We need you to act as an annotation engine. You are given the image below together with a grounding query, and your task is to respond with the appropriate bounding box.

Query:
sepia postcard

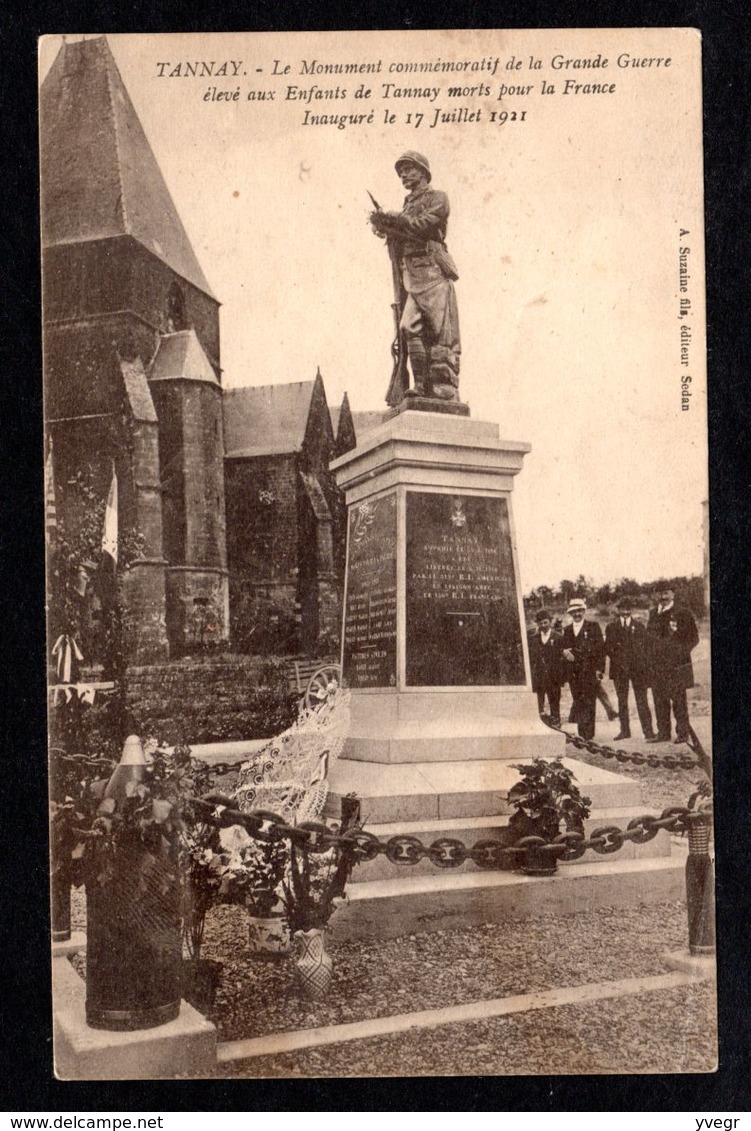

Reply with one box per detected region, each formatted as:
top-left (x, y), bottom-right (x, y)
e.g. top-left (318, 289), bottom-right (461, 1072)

top-left (41, 27), bottom-right (714, 1081)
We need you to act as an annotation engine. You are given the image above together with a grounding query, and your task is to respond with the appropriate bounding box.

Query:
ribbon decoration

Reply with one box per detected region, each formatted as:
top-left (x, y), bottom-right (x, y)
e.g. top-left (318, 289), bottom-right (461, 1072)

top-left (51, 634), bottom-right (84, 684)
top-left (50, 681), bottom-right (115, 707)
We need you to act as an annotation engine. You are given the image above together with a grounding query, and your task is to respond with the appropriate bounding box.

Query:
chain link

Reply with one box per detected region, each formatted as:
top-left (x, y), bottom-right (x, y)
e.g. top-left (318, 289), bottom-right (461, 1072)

top-left (539, 715), bottom-right (702, 772)
top-left (56, 746), bottom-right (712, 870)
top-left (183, 795), bottom-right (711, 870)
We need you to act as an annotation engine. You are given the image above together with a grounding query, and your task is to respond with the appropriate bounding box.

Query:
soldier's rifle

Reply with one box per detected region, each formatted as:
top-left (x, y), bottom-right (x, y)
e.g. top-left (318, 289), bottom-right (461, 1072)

top-left (368, 191), bottom-right (409, 406)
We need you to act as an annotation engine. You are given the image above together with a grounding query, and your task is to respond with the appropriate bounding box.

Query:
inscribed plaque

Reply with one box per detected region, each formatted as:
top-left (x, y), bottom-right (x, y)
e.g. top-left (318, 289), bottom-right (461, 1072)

top-left (405, 492), bottom-right (525, 686)
top-left (342, 493), bottom-right (397, 688)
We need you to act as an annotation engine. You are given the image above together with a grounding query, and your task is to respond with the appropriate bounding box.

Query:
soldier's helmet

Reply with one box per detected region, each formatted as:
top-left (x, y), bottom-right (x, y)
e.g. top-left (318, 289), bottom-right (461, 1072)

top-left (395, 151), bottom-right (431, 181)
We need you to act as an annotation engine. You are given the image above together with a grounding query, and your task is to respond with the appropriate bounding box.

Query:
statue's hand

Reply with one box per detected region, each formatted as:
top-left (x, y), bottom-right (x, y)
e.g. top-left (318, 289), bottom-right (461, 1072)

top-left (372, 210), bottom-right (399, 230)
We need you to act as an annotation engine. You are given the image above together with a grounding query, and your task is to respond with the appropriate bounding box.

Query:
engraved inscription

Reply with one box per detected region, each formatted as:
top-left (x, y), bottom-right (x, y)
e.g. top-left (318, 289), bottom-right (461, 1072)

top-left (406, 492), bottom-right (525, 686)
top-left (342, 493), bottom-right (397, 688)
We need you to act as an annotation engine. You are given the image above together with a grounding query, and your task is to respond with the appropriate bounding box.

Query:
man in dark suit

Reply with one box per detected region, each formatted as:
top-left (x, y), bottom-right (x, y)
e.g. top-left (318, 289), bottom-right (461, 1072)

top-left (647, 586), bottom-right (700, 743)
top-left (561, 598), bottom-right (605, 740)
top-left (528, 609), bottom-right (562, 725)
top-left (605, 598), bottom-right (655, 741)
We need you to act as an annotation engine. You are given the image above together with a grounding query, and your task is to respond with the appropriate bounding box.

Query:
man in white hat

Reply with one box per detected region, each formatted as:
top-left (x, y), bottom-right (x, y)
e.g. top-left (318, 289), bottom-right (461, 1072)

top-left (369, 152), bottom-right (461, 402)
top-left (560, 598), bottom-right (606, 740)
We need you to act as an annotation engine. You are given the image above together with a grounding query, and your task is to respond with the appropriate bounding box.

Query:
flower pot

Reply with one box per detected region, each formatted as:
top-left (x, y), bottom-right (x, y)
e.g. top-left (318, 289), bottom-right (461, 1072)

top-left (247, 912), bottom-right (291, 957)
top-left (292, 928), bottom-right (333, 1000)
top-left (520, 840), bottom-right (558, 876)
top-left (509, 813), bottom-right (560, 876)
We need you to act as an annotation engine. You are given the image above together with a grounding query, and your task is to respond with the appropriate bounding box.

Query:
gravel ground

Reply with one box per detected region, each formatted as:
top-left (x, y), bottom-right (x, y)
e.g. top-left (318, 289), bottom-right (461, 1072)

top-left (195, 900), bottom-right (716, 1077)
top-left (68, 892), bottom-right (716, 1079)
top-left (222, 982), bottom-right (717, 1078)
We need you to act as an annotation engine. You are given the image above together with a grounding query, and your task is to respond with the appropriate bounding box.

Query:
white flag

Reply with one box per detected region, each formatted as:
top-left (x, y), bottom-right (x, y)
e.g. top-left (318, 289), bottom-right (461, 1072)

top-left (102, 465), bottom-right (118, 565)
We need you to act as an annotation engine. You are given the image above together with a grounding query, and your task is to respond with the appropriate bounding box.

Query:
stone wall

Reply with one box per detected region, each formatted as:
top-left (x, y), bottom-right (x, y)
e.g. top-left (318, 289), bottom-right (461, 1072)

top-left (125, 654), bottom-right (298, 744)
top-left (225, 454), bottom-right (302, 651)
top-left (165, 567), bottom-right (229, 656)
top-left (43, 238), bottom-right (220, 373)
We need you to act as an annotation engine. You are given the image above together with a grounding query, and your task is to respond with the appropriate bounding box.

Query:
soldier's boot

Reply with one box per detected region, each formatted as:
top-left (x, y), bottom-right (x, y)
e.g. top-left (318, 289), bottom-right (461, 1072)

top-left (404, 338), bottom-right (429, 397)
top-left (428, 349), bottom-right (460, 402)
top-left (430, 384), bottom-right (460, 402)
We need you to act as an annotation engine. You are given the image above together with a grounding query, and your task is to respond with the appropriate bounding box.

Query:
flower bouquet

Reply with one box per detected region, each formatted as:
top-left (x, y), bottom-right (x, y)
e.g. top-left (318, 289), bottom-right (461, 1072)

top-left (212, 823), bottom-right (291, 955)
top-left (279, 817), bottom-right (359, 999)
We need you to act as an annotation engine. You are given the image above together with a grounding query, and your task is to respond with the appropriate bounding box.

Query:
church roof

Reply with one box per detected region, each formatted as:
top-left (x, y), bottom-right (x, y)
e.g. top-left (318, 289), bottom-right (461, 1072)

top-left (40, 36), bottom-right (215, 299)
top-left (149, 330), bottom-right (219, 385)
top-left (223, 380), bottom-right (319, 458)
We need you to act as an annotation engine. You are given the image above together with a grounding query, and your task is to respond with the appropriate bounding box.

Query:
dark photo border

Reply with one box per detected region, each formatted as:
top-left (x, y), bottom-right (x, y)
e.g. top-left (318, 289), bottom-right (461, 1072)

top-left (3, 0), bottom-right (748, 1114)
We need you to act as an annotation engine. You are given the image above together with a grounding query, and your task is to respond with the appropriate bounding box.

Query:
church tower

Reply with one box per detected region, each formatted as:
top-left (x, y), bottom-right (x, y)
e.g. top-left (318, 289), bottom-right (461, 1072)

top-left (41, 36), bottom-right (228, 659)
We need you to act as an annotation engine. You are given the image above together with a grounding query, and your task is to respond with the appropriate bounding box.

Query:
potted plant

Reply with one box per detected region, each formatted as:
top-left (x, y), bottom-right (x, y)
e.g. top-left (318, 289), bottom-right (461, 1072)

top-left (507, 758), bottom-right (591, 876)
top-left (211, 823), bottom-right (291, 956)
top-left (50, 745), bottom-right (115, 941)
top-left (143, 740), bottom-right (228, 1012)
top-left (280, 815), bottom-right (359, 1000)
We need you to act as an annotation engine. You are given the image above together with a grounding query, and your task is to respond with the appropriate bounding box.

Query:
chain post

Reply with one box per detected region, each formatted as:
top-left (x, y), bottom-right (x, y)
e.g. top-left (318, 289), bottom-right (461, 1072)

top-left (685, 810), bottom-right (715, 956)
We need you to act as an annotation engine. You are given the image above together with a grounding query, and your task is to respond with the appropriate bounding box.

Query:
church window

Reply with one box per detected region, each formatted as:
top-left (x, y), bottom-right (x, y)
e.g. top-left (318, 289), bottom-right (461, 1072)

top-left (166, 282), bottom-right (188, 332)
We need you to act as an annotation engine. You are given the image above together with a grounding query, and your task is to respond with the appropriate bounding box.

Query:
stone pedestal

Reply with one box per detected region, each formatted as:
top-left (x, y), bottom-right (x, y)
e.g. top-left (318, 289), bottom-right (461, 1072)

top-left (323, 409), bottom-right (687, 937)
top-left (331, 408), bottom-right (563, 766)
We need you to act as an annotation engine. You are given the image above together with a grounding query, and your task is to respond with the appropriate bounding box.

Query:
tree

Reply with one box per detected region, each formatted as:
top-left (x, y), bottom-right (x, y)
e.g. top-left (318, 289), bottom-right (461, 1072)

top-left (47, 461), bottom-right (145, 756)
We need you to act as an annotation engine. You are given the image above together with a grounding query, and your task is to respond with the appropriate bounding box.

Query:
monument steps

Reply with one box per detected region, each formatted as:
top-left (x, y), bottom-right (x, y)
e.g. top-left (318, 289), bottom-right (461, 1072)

top-left (344, 808), bottom-right (673, 884)
top-left (328, 853), bottom-right (688, 943)
top-left (326, 755), bottom-right (643, 824)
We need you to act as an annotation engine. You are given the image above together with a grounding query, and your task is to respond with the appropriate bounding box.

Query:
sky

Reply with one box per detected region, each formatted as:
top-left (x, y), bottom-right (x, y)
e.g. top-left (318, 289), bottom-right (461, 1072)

top-left (40, 29), bottom-right (708, 591)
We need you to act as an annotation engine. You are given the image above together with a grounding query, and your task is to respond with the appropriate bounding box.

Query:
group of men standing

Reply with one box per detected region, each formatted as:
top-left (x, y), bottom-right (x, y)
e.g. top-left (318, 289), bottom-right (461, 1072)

top-left (528, 587), bottom-right (700, 745)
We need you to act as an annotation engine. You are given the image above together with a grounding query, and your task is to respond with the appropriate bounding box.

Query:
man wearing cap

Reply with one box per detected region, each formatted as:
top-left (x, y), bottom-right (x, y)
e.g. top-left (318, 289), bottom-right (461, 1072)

top-left (605, 598), bottom-right (655, 741)
top-left (560, 599), bottom-right (605, 740)
top-left (528, 609), bottom-right (563, 725)
top-left (369, 152), bottom-right (461, 401)
top-left (647, 586), bottom-right (699, 743)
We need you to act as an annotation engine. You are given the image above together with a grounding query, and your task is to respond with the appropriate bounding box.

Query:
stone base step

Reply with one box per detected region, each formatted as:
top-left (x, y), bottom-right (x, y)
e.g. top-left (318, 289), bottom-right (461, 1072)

top-left (346, 807), bottom-right (672, 882)
top-left (52, 956), bottom-right (217, 1080)
top-left (328, 853), bottom-right (687, 942)
top-left (326, 756), bottom-right (642, 824)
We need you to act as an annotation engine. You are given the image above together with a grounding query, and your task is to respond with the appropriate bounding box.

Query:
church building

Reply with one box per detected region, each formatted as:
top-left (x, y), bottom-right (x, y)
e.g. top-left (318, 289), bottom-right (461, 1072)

top-left (224, 373), bottom-right (344, 655)
top-left (42, 37), bottom-right (230, 660)
top-left (41, 36), bottom-right (360, 662)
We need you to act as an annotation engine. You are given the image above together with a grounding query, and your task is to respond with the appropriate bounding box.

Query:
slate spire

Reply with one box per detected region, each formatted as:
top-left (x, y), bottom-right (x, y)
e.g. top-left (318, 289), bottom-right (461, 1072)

top-left (40, 36), bottom-right (215, 298)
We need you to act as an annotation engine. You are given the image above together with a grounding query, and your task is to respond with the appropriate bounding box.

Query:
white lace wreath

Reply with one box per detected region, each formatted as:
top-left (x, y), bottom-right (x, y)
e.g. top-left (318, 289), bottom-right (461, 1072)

top-left (234, 686), bottom-right (351, 825)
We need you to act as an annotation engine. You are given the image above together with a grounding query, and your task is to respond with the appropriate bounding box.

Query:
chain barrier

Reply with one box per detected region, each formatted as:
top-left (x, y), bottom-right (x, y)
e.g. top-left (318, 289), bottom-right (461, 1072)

top-left (171, 794), bottom-right (713, 872)
top-left (538, 715), bottom-right (707, 774)
top-left (56, 738), bottom-right (713, 872)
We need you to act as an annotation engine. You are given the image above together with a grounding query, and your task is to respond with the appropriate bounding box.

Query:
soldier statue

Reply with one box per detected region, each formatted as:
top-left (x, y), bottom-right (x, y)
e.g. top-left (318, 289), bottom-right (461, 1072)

top-left (369, 152), bottom-right (461, 405)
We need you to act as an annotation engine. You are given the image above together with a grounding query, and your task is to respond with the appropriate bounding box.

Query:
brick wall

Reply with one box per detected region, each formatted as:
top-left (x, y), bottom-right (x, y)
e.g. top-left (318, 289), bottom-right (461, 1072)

top-left (125, 654), bottom-right (298, 743)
